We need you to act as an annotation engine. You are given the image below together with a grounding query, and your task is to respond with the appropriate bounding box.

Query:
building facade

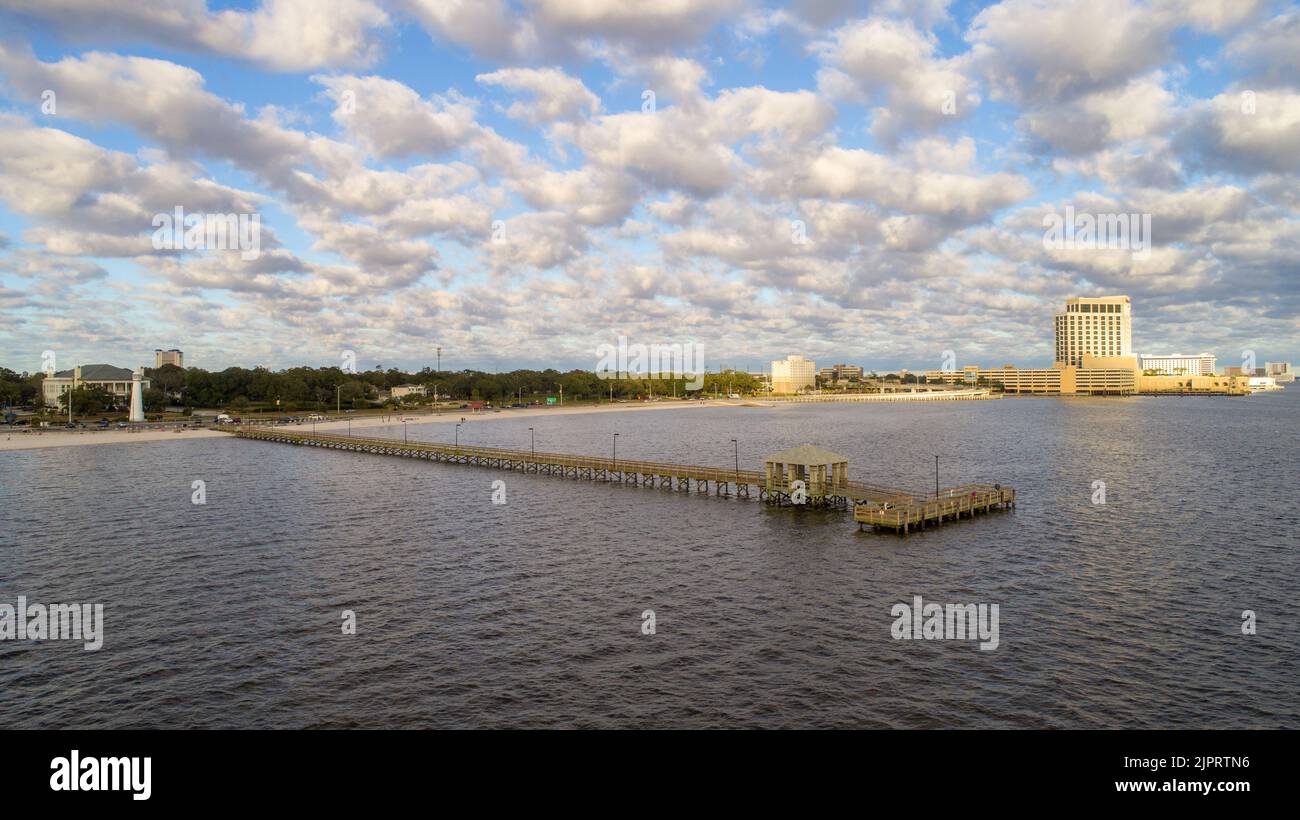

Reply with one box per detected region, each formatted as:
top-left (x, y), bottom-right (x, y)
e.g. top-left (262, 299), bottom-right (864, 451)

top-left (154, 349), bottom-right (184, 368)
top-left (1265, 362), bottom-right (1295, 382)
top-left (924, 360), bottom-right (1138, 395)
top-left (818, 364), bottom-right (864, 383)
top-left (1139, 352), bottom-right (1216, 376)
top-left (391, 384), bottom-right (429, 399)
top-left (1054, 296), bottom-right (1132, 366)
top-left (42, 364), bottom-right (152, 406)
top-left (771, 355), bottom-right (816, 393)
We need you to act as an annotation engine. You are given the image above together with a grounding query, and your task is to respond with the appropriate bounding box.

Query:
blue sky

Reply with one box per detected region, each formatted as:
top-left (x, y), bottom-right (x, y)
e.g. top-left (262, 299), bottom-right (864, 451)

top-left (0, 0), bottom-right (1296, 375)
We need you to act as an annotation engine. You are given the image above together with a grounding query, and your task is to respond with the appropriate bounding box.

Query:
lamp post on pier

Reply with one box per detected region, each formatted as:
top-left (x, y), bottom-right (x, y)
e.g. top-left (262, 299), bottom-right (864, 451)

top-left (528, 427), bottom-right (535, 458)
top-left (612, 432), bottom-right (619, 474)
top-left (935, 455), bottom-right (940, 499)
top-left (731, 438), bottom-right (739, 483)
top-left (455, 423), bottom-right (461, 448)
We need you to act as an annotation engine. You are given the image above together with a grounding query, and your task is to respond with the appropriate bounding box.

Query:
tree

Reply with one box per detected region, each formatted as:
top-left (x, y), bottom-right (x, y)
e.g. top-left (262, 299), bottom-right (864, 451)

top-left (146, 363), bottom-right (186, 397)
top-left (59, 386), bottom-right (115, 416)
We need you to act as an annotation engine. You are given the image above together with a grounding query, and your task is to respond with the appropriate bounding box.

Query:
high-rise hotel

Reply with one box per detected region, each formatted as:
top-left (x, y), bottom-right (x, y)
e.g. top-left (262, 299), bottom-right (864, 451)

top-left (926, 294), bottom-right (1249, 395)
top-left (1053, 296), bottom-right (1132, 366)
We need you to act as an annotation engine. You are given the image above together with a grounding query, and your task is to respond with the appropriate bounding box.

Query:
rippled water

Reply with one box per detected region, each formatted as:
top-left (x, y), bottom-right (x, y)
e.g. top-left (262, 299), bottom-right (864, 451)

top-left (2, 391), bottom-right (1297, 728)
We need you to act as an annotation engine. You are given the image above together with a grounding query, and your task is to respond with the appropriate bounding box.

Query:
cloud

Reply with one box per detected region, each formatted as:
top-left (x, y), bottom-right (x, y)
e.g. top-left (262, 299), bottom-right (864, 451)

top-left (317, 74), bottom-right (482, 159)
top-left (0, 0), bottom-right (391, 71)
top-left (1178, 89), bottom-right (1300, 174)
top-left (814, 16), bottom-right (978, 142)
top-left (476, 67), bottom-right (601, 124)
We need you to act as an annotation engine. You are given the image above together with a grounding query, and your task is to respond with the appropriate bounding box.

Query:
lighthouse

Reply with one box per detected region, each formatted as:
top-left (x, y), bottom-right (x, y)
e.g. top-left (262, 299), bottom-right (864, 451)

top-left (129, 367), bottom-right (145, 422)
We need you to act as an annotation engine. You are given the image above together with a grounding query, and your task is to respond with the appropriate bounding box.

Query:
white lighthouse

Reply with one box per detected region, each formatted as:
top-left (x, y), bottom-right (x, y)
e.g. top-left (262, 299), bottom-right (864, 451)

top-left (129, 367), bottom-right (145, 422)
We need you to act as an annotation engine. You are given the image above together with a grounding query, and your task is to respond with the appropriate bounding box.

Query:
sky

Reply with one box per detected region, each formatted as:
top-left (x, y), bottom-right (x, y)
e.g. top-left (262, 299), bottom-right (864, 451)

top-left (0, 0), bottom-right (1296, 375)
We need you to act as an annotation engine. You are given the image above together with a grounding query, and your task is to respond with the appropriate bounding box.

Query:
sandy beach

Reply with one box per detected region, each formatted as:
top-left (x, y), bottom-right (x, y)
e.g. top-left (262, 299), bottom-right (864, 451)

top-left (0, 400), bottom-right (741, 452)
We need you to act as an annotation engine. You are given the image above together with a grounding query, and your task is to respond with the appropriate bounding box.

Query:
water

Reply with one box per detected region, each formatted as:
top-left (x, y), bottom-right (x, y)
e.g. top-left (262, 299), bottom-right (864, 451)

top-left (2, 392), bottom-right (1297, 728)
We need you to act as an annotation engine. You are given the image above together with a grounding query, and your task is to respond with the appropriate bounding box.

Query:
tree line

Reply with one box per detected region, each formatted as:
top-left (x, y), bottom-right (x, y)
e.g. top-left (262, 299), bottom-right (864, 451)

top-left (2, 364), bottom-right (767, 412)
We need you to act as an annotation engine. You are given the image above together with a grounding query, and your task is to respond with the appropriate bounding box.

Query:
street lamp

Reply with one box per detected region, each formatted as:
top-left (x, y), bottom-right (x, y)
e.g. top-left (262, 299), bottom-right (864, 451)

top-left (612, 432), bottom-right (619, 473)
top-left (528, 427), bottom-right (535, 458)
top-left (455, 423), bottom-right (461, 448)
top-left (935, 455), bottom-right (940, 498)
top-left (403, 419), bottom-right (408, 443)
top-left (731, 438), bottom-right (739, 482)
top-left (335, 384), bottom-right (342, 417)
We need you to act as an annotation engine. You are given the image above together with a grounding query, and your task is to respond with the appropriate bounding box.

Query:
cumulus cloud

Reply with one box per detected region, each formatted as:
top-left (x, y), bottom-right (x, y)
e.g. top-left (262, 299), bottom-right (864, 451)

top-left (0, 0), bottom-right (391, 71)
top-left (476, 67), bottom-right (601, 124)
top-left (814, 16), bottom-right (979, 142)
top-left (0, 0), bottom-right (1295, 370)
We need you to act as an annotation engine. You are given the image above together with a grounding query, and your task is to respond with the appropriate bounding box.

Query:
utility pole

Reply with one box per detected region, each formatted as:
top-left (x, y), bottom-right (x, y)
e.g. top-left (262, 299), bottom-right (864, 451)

top-left (436, 347), bottom-right (441, 374)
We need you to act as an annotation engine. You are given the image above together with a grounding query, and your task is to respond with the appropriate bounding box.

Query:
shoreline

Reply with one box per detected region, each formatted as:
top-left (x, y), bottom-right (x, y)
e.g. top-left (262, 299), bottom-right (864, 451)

top-left (0, 399), bottom-right (738, 452)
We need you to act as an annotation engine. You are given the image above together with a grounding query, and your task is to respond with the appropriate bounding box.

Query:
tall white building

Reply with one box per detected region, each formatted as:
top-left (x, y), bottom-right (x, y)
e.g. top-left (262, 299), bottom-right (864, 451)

top-left (1054, 296), bottom-right (1132, 366)
top-left (1139, 352), bottom-right (1216, 376)
top-left (771, 355), bottom-right (816, 393)
top-left (154, 348), bottom-right (184, 368)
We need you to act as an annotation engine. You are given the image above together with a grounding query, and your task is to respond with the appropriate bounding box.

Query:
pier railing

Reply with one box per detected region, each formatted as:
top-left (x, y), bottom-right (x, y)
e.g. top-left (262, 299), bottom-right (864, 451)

top-left (854, 485), bottom-right (1016, 532)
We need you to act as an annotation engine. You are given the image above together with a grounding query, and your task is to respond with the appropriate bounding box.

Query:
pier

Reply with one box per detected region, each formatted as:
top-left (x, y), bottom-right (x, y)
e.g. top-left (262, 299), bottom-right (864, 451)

top-left (231, 427), bottom-right (1014, 533)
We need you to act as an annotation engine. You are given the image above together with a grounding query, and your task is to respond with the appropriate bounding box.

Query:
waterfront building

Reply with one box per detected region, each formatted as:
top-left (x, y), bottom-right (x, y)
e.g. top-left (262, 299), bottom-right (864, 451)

top-left (1139, 352), bottom-right (1216, 376)
top-left (1139, 374), bottom-right (1252, 395)
top-left (1054, 296), bottom-right (1132, 366)
top-left (42, 364), bottom-right (152, 407)
top-left (1265, 362), bottom-right (1295, 382)
top-left (818, 364), bottom-right (864, 383)
top-left (771, 355), bottom-right (816, 393)
top-left (154, 348), bottom-right (184, 368)
top-left (391, 384), bottom-right (429, 399)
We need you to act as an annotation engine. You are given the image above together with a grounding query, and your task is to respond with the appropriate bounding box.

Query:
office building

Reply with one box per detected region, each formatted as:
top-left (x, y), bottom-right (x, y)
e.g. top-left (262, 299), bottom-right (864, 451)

top-left (818, 364), bottom-right (864, 383)
top-left (771, 355), bottom-right (816, 393)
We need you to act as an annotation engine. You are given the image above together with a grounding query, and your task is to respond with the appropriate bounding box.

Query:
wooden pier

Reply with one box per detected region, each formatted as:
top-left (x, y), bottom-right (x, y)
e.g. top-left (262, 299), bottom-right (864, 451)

top-left (230, 427), bottom-right (1013, 533)
top-left (853, 485), bottom-right (1015, 535)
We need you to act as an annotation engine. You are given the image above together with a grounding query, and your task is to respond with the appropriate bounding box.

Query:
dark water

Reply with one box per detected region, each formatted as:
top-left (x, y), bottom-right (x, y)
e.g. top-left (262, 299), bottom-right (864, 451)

top-left (2, 391), bottom-right (1297, 728)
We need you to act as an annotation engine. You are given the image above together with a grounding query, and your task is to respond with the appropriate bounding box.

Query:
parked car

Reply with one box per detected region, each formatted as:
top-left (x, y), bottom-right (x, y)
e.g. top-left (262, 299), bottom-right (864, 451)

top-left (117, 421), bottom-right (129, 428)
top-left (98, 418), bottom-right (110, 428)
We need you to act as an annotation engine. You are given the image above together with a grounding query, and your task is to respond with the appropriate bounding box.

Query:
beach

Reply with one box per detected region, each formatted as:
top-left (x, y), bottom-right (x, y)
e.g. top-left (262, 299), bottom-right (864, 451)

top-left (0, 399), bottom-right (739, 452)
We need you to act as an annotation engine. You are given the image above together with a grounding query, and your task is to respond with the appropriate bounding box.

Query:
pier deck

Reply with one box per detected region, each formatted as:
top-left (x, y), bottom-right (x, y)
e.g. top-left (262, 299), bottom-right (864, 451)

top-left (231, 427), bottom-right (1013, 533)
top-left (853, 484), bottom-right (1016, 534)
